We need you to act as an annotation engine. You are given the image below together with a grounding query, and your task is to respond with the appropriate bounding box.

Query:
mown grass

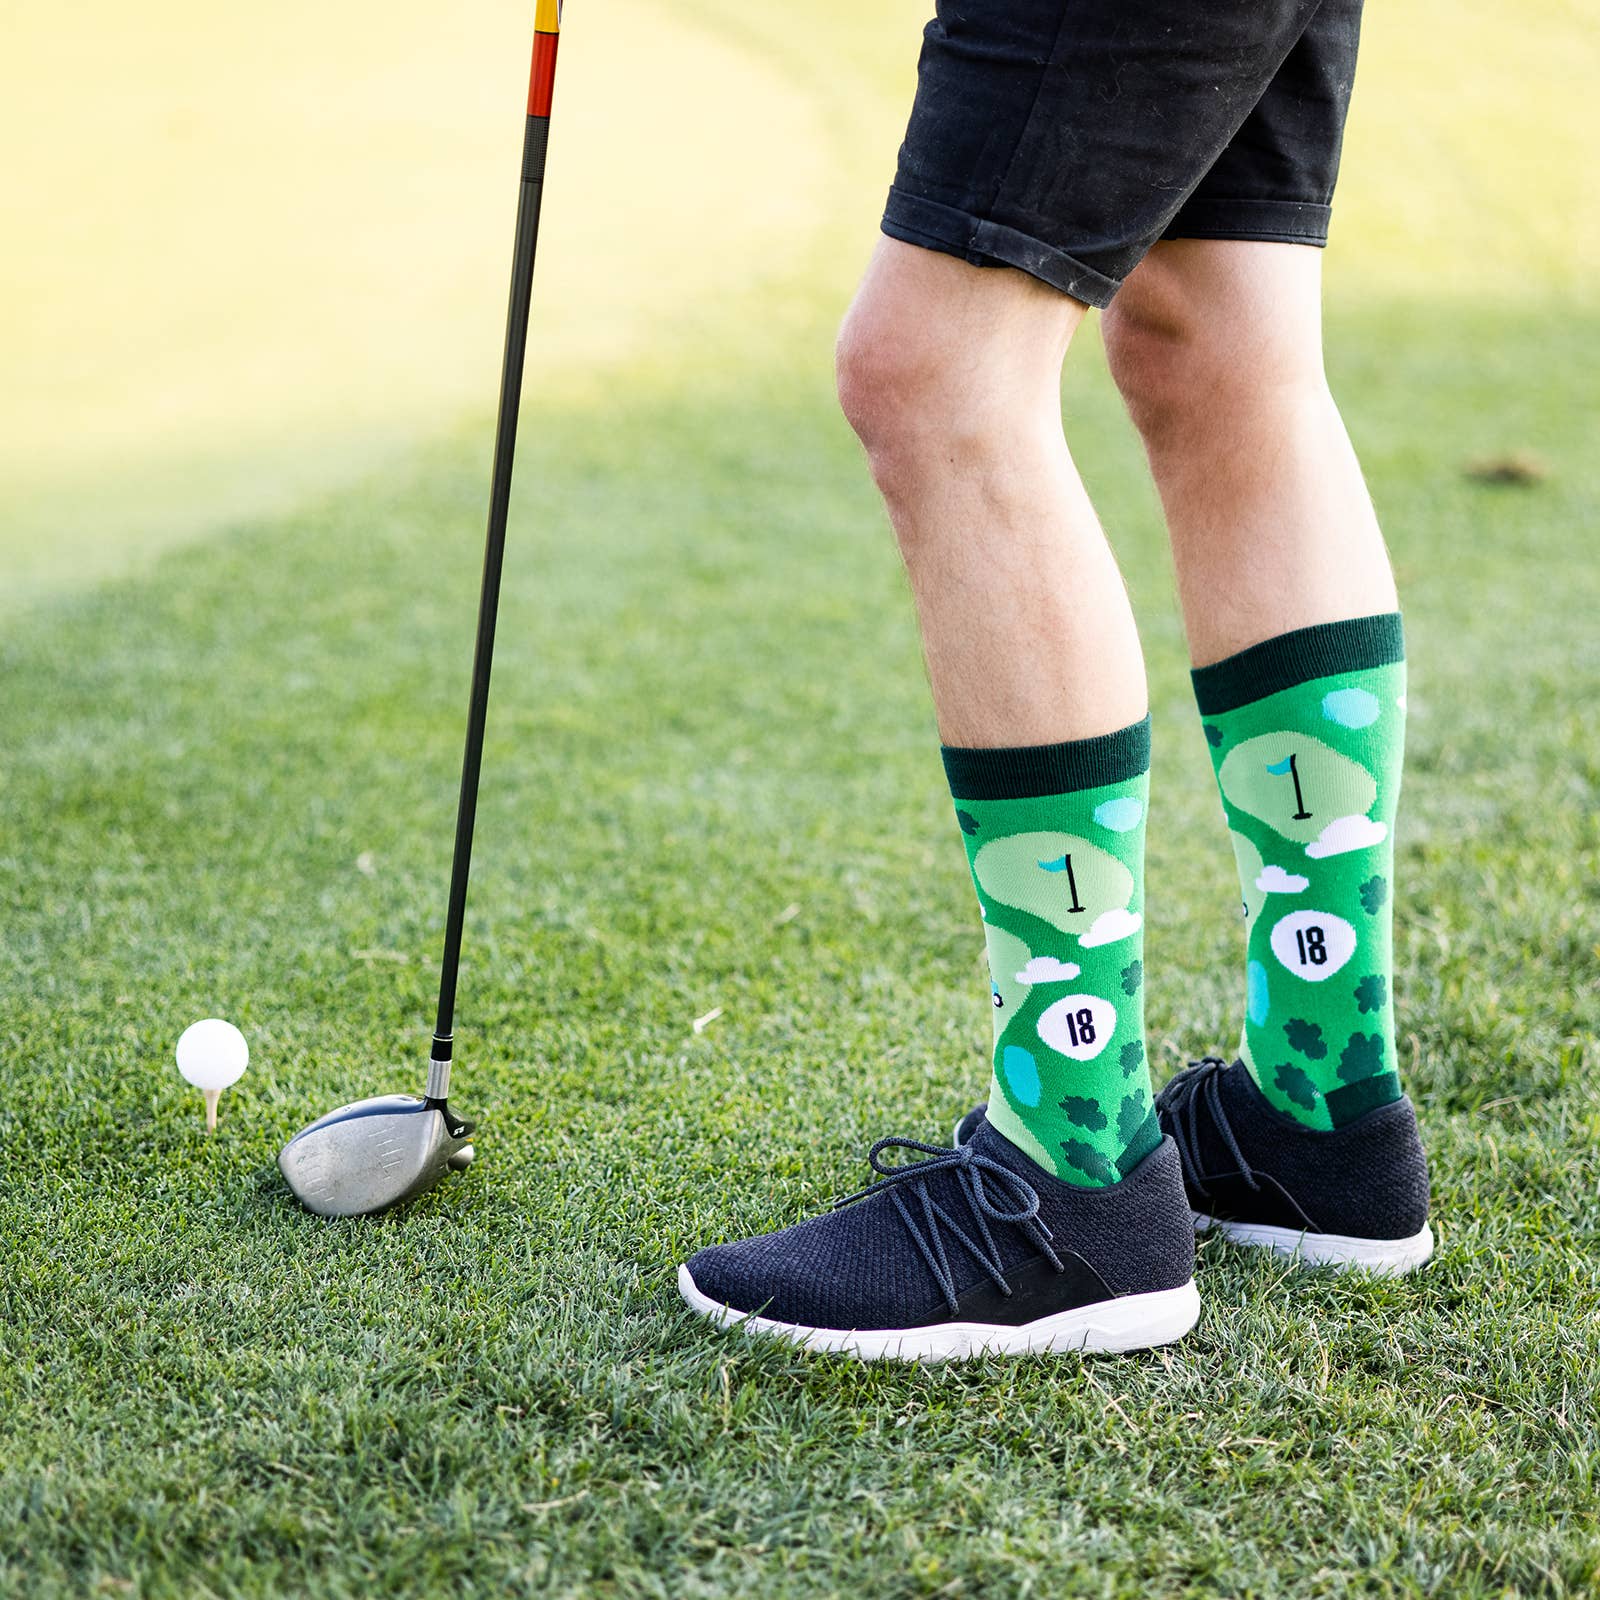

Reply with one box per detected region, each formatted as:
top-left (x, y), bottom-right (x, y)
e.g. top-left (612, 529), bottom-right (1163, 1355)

top-left (5, 0), bottom-right (1600, 1590)
top-left (3, 295), bottom-right (1597, 1596)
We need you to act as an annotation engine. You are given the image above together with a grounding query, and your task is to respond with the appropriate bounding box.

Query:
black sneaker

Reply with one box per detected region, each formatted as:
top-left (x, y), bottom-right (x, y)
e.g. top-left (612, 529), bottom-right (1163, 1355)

top-left (678, 1122), bottom-right (1199, 1362)
top-left (952, 1103), bottom-right (987, 1149)
top-left (1156, 1057), bottom-right (1434, 1274)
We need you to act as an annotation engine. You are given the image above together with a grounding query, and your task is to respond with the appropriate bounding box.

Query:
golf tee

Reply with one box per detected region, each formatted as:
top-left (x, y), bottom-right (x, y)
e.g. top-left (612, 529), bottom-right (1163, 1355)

top-left (203, 1089), bottom-right (221, 1133)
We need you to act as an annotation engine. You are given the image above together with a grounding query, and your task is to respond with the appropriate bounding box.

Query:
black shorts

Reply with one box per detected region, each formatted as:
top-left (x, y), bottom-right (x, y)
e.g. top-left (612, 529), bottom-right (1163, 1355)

top-left (882, 0), bottom-right (1364, 306)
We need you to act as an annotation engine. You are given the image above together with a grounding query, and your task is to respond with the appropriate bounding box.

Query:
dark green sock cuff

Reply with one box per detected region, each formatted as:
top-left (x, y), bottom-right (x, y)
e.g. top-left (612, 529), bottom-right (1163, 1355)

top-left (1325, 1072), bottom-right (1402, 1127)
top-left (941, 716), bottom-right (1150, 801)
top-left (1191, 614), bottom-right (1405, 716)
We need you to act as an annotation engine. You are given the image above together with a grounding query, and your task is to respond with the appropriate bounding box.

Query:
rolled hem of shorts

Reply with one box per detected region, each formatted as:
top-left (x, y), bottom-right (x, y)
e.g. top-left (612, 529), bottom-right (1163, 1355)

top-left (1163, 196), bottom-right (1332, 247)
top-left (882, 189), bottom-right (1121, 308)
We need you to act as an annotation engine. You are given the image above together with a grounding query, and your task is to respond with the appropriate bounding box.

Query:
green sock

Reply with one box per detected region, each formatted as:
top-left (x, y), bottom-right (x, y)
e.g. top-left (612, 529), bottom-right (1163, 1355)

top-left (1193, 613), bottom-right (1407, 1129)
top-left (943, 718), bottom-right (1162, 1187)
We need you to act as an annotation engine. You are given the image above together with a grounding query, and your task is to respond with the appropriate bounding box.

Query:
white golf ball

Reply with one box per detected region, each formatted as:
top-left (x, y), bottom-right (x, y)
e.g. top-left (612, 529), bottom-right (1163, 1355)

top-left (175, 1018), bottom-right (249, 1091)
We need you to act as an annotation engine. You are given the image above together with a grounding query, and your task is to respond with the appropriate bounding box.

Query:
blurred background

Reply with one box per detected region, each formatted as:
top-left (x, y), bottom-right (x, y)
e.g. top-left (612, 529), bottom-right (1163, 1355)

top-left (3, 0), bottom-right (1593, 607)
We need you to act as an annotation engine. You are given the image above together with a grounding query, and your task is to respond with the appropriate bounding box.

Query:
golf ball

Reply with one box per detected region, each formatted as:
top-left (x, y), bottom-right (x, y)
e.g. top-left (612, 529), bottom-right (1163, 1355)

top-left (175, 1018), bottom-right (249, 1091)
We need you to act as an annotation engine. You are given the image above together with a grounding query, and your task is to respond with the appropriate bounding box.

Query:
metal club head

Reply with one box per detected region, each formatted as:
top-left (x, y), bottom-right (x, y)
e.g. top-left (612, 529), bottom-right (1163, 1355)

top-left (278, 1093), bottom-right (475, 1218)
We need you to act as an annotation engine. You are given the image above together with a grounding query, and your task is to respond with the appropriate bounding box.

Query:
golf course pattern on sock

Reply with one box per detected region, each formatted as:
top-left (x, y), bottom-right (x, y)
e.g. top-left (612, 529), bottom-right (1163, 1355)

top-left (944, 720), bottom-right (1160, 1186)
top-left (1194, 614), bottom-right (1407, 1130)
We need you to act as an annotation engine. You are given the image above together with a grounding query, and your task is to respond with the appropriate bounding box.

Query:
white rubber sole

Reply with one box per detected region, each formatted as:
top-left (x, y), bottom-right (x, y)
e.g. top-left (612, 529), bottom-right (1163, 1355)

top-left (677, 1264), bottom-right (1200, 1363)
top-left (1193, 1212), bottom-right (1435, 1275)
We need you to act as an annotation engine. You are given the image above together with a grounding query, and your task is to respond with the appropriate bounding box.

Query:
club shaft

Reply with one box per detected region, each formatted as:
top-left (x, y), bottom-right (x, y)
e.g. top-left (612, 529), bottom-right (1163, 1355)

top-left (431, 39), bottom-right (561, 1074)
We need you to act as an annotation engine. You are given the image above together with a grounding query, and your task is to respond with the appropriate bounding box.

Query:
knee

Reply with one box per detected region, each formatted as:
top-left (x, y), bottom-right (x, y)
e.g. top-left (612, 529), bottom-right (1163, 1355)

top-left (836, 317), bottom-right (967, 492)
top-left (833, 313), bottom-right (907, 463)
top-left (1102, 290), bottom-right (1322, 449)
top-left (1100, 295), bottom-right (1217, 445)
top-left (835, 302), bottom-right (1023, 507)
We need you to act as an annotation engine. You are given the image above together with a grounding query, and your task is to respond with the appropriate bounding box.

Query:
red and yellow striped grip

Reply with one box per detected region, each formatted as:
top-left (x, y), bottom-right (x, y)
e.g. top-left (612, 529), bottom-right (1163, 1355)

top-left (527, 0), bottom-right (561, 118)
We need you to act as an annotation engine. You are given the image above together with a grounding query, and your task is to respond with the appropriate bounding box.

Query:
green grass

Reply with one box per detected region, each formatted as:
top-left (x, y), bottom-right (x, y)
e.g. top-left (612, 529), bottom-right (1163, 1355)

top-left (5, 0), bottom-right (1600, 1591)
top-left (3, 302), bottom-right (1598, 1597)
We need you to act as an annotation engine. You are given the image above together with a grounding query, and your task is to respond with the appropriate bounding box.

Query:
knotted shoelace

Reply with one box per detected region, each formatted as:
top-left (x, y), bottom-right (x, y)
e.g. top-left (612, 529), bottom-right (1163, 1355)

top-left (833, 1136), bottom-right (1063, 1315)
top-left (1156, 1056), bottom-right (1259, 1204)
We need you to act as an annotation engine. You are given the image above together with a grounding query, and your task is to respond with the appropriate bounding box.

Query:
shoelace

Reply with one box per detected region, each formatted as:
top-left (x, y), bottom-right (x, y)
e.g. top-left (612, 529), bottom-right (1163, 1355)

top-left (1157, 1056), bottom-right (1259, 1204)
top-left (833, 1136), bottom-right (1064, 1315)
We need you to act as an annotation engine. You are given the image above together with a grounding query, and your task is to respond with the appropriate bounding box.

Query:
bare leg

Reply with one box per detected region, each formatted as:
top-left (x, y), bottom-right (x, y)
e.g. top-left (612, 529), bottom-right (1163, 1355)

top-left (837, 238), bottom-right (1147, 745)
top-left (1101, 239), bottom-right (1397, 665)
top-left (1109, 241), bottom-right (1429, 1258)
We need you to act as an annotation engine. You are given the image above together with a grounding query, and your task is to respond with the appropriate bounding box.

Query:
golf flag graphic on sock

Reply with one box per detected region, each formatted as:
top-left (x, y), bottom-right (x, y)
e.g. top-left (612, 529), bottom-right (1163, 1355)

top-left (1194, 614), bottom-right (1408, 1129)
top-left (943, 720), bottom-right (1160, 1187)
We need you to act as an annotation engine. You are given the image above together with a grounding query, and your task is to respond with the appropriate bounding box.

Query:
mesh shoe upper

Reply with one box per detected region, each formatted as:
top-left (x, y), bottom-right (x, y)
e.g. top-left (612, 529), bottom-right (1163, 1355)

top-left (685, 1123), bottom-right (1195, 1331)
top-left (1156, 1057), bottom-right (1430, 1241)
top-left (953, 1103), bottom-right (987, 1148)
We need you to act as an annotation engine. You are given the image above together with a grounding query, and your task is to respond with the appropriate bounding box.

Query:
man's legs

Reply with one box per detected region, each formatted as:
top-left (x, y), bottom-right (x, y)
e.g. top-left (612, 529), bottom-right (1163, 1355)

top-left (840, 239), bottom-right (1163, 1185)
top-left (1106, 240), bottom-right (1430, 1266)
top-left (837, 238), bottom-right (1146, 745)
top-left (675, 239), bottom-right (1199, 1355)
top-left (1101, 239), bottom-right (1395, 666)
top-left (679, 0), bottom-right (1385, 1350)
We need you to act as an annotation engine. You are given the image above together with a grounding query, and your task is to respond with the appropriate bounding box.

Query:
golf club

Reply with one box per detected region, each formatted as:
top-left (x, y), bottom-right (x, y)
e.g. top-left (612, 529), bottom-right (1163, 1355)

top-left (278, 0), bottom-right (566, 1217)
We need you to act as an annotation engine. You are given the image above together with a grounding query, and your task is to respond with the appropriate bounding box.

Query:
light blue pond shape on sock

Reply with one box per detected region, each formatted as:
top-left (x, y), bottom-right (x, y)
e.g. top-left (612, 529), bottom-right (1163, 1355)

top-left (1247, 960), bottom-right (1271, 1025)
top-left (1093, 796), bottom-right (1144, 833)
top-left (1322, 687), bottom-right (1382, 728)
top-left (1001, 1045), bottom-right (1042, 1107)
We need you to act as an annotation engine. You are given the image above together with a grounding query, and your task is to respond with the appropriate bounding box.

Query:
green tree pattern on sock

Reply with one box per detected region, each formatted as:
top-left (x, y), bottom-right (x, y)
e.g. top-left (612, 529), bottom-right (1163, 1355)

top-left (950, 741), bottom-right (1159, 1186)
top-left (1196, 617), bottom-right (1407, 1129)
